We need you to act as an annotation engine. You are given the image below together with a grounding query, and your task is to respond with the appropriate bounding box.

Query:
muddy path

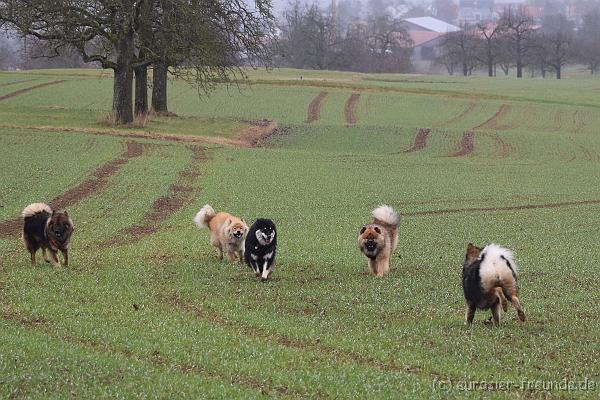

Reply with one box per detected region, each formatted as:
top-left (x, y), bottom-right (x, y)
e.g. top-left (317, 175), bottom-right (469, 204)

top-left (99, 146), bottom-right (208, 247)
top-left (0, 141), bottom-right (147, 238)
top-left (344, 93), bottom-right (360, 125)
top-left (0, 80), bottom-right (67, 102)
top-left (0, 120), bottom-right (278, 148)
top-left (403, 128), bottom-right (431, 153)
top-left (306, 92), bottom-right (328, 123)
top-left (448, 132), bottom-right (474, 157)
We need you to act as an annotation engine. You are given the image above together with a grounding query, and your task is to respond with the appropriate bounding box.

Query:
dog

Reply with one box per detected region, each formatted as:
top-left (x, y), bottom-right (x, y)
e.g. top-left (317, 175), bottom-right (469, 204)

top-left (462, 243), bottom-right (526, 326)
top-left (22, 203), bottom-right (74, 267)
top-left (244, 218), bottom-right (277, 281)
top-left (358, 205), bottom-right (401, 276)
top-left (194, 204), bottom-right (248, 263)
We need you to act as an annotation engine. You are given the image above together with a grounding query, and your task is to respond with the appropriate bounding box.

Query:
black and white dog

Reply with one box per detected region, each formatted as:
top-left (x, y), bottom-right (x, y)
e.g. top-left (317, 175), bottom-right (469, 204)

top-left (244, 219), bottom-right (277, 281)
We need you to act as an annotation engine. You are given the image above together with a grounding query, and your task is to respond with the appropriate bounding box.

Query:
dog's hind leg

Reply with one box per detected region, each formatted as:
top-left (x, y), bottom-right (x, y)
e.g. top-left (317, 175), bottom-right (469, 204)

top-left (29, 250), bottom-right (36, 266)
top-left (42, 248), bottom-right (51, 263)
top-left (61, 249), bottom-right (69, 267)
top-left (491, 301), bottom-right (502, 326)
top-left (504, 284), bottom-right (526, 322)
top-left (508, 295), bottom-right (526, 322)
top-left (465, 303), bottom-right (476, 325)
top-left (495, 287), bottom-right (508, 312)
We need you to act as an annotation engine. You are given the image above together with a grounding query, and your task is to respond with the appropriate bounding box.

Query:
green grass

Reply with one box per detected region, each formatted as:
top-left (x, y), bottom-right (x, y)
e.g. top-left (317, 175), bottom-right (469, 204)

top-left (1, 68), bottom-right (599, 399)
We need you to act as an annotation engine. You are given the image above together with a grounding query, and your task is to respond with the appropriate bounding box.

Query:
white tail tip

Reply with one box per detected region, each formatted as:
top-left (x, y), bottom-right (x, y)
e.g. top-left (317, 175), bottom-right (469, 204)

top-left (372, 205), bottom-right (400, 227)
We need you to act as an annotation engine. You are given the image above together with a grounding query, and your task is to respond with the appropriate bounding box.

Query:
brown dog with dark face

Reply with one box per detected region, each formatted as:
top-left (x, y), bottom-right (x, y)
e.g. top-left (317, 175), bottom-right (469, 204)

top-left (358, 205), bottom-right (401, 276)
top-left (22, 203), bottom-right (74, 267)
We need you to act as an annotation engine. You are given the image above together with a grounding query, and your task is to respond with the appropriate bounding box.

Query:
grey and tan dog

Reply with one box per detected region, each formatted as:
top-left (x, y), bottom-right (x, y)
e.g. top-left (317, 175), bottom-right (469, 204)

top-left (22, 203), bottom-right (74, 267)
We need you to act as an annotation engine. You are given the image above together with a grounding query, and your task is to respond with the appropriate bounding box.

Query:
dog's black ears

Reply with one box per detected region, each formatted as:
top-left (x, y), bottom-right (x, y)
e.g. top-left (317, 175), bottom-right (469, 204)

top-left (359, 226), bottom-right (366, 234)
top-left (374, 227), bottom-right (381, 234)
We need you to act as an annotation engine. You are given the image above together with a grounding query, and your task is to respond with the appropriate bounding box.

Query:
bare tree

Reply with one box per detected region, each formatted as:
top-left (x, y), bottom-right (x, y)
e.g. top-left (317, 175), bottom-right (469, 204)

top-left (0, 1), bottom-right (158, 124)
top-left (366, 15), bottom-right (412, 73)
top-left (577, 9), bottom-right (600, 75)
top-left (538, 14), bottom-right (574, 79)
top-left (438, 26), bottom-right (477, 76)
top-left (474, 22), bottom-right (502, 77)
top-left (499, 6), bottom-right (535, 78)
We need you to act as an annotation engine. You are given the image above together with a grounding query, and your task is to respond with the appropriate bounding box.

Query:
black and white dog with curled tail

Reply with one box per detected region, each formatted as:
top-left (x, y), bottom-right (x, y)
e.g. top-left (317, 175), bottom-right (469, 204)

top-left (244, 219), bottom-right (277, 281)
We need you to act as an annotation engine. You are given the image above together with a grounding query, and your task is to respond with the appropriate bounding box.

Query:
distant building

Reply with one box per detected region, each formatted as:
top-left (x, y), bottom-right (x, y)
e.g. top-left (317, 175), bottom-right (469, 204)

top-left (409, 31), bottom-right (446, 62)
top-left (458, 0), bottom-right (496, 24)
top-left (401, 17), bottom-right (461, 72)
top-left (403, 16), bottom-right (461, 33)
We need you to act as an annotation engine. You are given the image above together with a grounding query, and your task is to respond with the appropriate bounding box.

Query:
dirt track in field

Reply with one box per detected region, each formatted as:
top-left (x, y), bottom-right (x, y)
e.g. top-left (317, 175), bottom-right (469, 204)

top-left (473, 104), bottom-right (511, 130)
top-left (445, 104), bottom-right (513, 158)
top-left (0, 80), bottom-right (67, 101)
top-left (0, 120), bottom-right (278, 148)
top-left (443, 102), bottom-right (477, 125)
top-left (306, 92), bottom-right (328, 123)
top-left (448, 132), bottom-right (474, 157)
top-left (0, 141), bottom-right (147, 238)
top-left (99, 146), bottom-right (208, 247)
top-left (403, 128), bottom-right (431, 153)
top-left (0, 79), bottom-right (39, 88)
top-left (344, 93), bottom-right (360, 124)
top-left (404, 198), bottom-right (600, 217)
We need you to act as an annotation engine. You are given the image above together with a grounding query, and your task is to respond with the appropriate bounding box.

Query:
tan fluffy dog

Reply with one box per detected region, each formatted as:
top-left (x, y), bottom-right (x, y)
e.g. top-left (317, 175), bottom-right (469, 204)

top-left (358, 205), bottom-right (401, 276)
top-left (194, 204), bottom-right (248, 262)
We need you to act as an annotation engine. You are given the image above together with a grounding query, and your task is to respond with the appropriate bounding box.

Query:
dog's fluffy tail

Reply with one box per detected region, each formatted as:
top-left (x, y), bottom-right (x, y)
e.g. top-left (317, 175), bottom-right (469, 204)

top-left (479, 244), bottom-right (518, 293)
top-left (372, 205), bottom-right (400, 252)
top-left (372, 205), bottom-right (400, 228)
top-left (22, 203), bottom-right (52, 219)
top-left (194, 204), bottom-right (216, 229)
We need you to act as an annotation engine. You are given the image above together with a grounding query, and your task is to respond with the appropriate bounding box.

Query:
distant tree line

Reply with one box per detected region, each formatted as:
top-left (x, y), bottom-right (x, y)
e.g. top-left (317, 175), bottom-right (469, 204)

top-left (437, 6), bottom-right (600, 79)
top-left (0, 1), bottom-right (275, 124)
top-left (276, 1), bottom-right (413, 73)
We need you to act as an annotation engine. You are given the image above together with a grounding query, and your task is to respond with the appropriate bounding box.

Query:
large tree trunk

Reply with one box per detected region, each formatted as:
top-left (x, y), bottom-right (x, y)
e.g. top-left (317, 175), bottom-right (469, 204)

top-left (134, 65), bottom-right (148, 117)
top-left (151, 62), bottom-right (168, 114)
top-left (112, 32), bottom-right (135, 124)
top-left (462, 61), bottom-right (468, 76)
top-left (556, 66), bottom-right (561, 79)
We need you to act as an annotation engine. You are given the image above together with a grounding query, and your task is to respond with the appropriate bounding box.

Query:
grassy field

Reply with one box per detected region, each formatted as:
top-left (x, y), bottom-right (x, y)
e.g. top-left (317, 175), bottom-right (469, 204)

top-left (0, 68), bottom-right (599, 399)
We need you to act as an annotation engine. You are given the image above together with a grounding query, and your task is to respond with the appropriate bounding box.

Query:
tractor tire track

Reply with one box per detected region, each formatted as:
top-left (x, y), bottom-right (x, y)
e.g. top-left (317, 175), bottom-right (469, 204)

top-left (0, 80), bottom-right (67, 101)
top-left (306, 91), bottom-right (328, 123)
top-left (99, 146), bottom-right (208, 247)
top-left (0, 141), bottom-right (147, 238)
top-left (0, 310), bottom-right (308, 399)
top-left (344, 93), bottom-right (360, 125)
top-left (448, 132), bottom-right (474, 157)
top-left (158, 290), bottom-right (560, 399)
top-left (403, 198), bottom-right (600, 217)
top-left (0, 78), bottom-right (39, 88)
top-left (403, 128), bottom-right (431, 153)
top-left (472, 104), bottom-right (511, 130)
top-left (443, 102), bottom-right (476, 125)
top-left (447, 104), bottom-right (513, 158)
